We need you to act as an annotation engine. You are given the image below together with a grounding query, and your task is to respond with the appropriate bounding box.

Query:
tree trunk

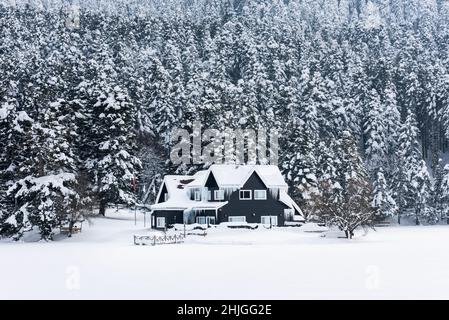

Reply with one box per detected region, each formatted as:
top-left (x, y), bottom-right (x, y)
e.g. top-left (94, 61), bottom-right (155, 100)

top-left (397, 213), bottom-right (401, 224)
top-left (68, 220), bottom-right (75, 238)
top-left (99, 199), bottom-right (107, 216)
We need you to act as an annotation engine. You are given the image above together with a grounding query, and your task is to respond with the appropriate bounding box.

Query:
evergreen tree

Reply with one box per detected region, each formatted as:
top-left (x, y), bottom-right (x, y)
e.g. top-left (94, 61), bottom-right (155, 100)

top-left (91, 85), bottom-right (141, 216)
top-left (372, 167), bottom-right (397, 220)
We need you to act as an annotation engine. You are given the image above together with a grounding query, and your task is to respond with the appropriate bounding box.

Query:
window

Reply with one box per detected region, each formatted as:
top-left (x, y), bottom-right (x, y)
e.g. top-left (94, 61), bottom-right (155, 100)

top-left (164, 193), bottom-right (169, 202)
top-left (197, 216), bottom-right (216, 225)
top-left (254, 190), bottom-right (267, 200)
top-left (197, 216), bottom-right (206, 224)
top-left (194, 191), bottom-right (201, 201)
top-left (229, 216), bottom-right (246, 223)
top-left (261, 216), bottom-right (278, 226)
top-left (207, 191), bottom-right (212, 201)
top-left (284, 209), bottom-right (294, 220)
top-left (214, 189), bottom-right (225, 200)
top-left (156, 217), bottom-right (166, 228)
top-left (239, 190), bottom-right (252, 200)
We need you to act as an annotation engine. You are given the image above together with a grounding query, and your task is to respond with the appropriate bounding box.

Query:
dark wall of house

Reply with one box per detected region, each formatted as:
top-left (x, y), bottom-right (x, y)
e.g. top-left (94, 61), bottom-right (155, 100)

top-left (157, 183), bottom-right (168, 203)
top-left (218, 172), bottom-right (288, 225)
top-left (152, 210), bottom-right (184, 229)
top-left (205, 172), bottom-right (221, 201)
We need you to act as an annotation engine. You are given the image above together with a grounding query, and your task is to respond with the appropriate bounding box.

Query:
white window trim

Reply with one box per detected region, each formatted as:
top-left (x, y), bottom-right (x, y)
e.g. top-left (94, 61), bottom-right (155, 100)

top-left (214, 189), bottom-right (225, 200)
top-left (164, 193), bottom-right (169, 202)
top-left (194, 191), bottom-right (201, 201)
top-left (207, 191), bottom-right (212, 201)
top-left (156, 217), bottom-right (166, 228)
top-left (254, 190), bottom-right (267, 200)
top-left (229, 216), bottom-right (246, 223)
top-left (196, 216), bottom-right (216, 224)
top-left (261, 216), bottom-right (278, 226)
top-left (239, 190), bottom-right (252, 200)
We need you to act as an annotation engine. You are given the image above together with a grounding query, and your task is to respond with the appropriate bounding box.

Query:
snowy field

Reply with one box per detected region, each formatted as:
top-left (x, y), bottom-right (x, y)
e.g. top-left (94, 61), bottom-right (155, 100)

top-left (1, 209), bottom-right (449, 299)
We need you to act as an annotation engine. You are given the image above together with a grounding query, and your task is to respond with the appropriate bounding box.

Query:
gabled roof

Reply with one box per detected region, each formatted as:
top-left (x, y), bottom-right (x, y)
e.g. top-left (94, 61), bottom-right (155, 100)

top-left (152, 174), bottom-right (229, 212)
top-left (151, 165), bottom-right (303, 220)
top-left (155, 175), bottom-right (193, 205)
top-left (188, 164), bottom-right (288, 189)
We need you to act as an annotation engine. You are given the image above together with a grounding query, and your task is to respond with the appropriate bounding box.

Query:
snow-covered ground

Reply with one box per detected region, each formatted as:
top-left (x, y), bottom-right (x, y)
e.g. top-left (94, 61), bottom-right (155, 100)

top-left (1, 209), bottom-right (449, 299)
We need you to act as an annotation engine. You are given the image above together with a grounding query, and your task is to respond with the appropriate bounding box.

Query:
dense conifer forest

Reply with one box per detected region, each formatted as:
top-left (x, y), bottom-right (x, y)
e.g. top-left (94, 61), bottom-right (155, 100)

top-left (1, 0), bottom-right (449, 239)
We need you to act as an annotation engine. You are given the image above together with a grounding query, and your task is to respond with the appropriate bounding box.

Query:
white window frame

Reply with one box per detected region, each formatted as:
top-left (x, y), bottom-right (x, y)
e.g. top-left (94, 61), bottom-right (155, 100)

top-left (164, 193), bottom-right (169, 202)
top-left (207, 191), bottom-right (212, 201)
top-left (194, 191), bottom-right (201, 201)
top-left (239, 190), bottom-right (252, 200)
top-left (196, 216), bottom-right (216, 225)
top-left (261, 216), bottom-right (278, 226)
top-left (214, 189), bottom-right (225, 200)
top-left (254, 190), bottom-right (267, 200)
top-left (228, 216), bottom-right (246, 223)
top-left (156, 217), bottom-right (166, 228)
top-left (197, 216), bottom-right (206, 224)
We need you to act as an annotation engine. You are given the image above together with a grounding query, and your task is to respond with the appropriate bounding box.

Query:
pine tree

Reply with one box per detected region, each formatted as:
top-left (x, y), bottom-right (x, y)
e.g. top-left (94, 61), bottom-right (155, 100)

top-left (91, 85), bottom-right (141, 216)
top-left (281, 118), bottom-right (318, 214)
top-left (439, 165), bottom-right (449, 224)
top-left (372, 167), bottom-right (397, 220)
top-left (364, 89), bottom-right (388, 175)
top-left (393, 110), bottom-right (428, 224)
top-left (414, 160), bottom-right (435, 224)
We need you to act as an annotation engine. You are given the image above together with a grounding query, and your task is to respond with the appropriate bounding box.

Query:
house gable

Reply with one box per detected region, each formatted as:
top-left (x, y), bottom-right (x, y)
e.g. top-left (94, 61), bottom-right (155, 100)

top-left (157, 183), bottom-right (168, 203)
top-left (205, 172), bottom-right (219, 189)
top-left (242, 171), bottom-right (268, 190)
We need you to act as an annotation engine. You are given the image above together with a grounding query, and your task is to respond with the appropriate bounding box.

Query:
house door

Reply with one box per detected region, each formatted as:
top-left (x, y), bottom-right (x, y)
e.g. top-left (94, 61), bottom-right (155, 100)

top-left (261, 216), bottom-right (278, 226)
top-left (156, 217), bottom-right (166, 228)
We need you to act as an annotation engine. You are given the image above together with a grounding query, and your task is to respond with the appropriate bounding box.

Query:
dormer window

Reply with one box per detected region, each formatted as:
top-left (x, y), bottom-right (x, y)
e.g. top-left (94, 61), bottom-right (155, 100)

top-left (214, 190), bottom-right (225, 200)
top-left (194, 191), bottom-right (201, 201)
top-left (164, 193), bottom-right (169, 202)
top-left (239, 190), bottom-right (252, 200)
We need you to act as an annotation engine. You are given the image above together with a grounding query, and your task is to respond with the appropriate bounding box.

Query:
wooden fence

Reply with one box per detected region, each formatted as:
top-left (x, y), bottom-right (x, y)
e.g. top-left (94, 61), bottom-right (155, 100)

top-left (133, 234), bottom-right (185, 246)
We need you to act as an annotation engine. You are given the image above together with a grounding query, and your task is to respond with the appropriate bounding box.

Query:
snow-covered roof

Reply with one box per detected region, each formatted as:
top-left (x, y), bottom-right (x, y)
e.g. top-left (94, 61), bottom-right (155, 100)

top-left (152, 174), bottom-right (228, 211)
top-left (189, 164), bottom-right (288, 188)
top-left (152, 165), bottom-right (303, 220)
top-left (150, 200), bottom-right (228, 211)
top-left (279, 190), bottom-right (305, 221)
top-left (155, 175), bottom-right (192, 205)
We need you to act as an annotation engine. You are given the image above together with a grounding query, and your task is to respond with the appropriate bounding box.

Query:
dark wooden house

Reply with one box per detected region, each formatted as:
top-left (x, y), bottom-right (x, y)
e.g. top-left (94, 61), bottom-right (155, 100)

top-left (150, 165), bottom-right (304, 229)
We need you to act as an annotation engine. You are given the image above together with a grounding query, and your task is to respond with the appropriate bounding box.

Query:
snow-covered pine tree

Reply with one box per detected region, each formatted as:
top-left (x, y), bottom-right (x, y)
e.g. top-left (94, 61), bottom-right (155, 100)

top-left (433, 158), bottom-right (445, 221)
top-left (438, 164), bottom-right (449, 224)
top-left (414, 160), bottom-right (435, 225)
top-left (393, 110), bottom-right (430, 224)
top-left (372, 167), bottom-right (397, 220)
top-left (0, 98), bottom-right (17, 237)
top-left (281, 118), bottom-right (318, 215)
top-left (5, 99), bottom-right (79, 240)
top-left (91, 85), bottom-right (141, 216)
top-left (364, 89), bottom-right (388, 175)
top-left (382, 81), bottom-right (401, 176)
